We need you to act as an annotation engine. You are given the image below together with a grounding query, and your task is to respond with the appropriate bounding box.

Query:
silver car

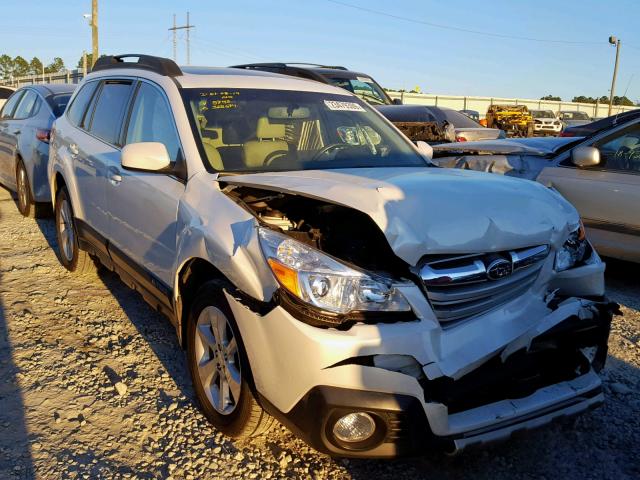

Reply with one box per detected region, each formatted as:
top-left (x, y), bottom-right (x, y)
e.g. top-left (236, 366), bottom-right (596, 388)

top-left (558, 110), bottom-right (592, 129)
top-left (48, 54), bottom-right (614, 458)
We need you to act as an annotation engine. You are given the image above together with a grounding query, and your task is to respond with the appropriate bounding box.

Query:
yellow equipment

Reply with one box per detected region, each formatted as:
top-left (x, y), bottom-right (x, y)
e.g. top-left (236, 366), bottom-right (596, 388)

top-left (485, 105), bottom-right (534, 138)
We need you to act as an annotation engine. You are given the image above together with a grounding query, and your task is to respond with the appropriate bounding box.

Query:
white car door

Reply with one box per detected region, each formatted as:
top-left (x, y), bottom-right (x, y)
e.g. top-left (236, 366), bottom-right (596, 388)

top-left (538, 122), bottom-right (640, 262)
top-left (105, 80), bottom-right (185, 303)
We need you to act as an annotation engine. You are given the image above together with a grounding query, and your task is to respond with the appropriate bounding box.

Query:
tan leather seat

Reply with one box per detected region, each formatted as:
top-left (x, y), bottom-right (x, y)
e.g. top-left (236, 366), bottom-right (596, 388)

top-left (202, 138), bottom-right (224, 170)
top-left (243, 117), bottom-right (289, 168)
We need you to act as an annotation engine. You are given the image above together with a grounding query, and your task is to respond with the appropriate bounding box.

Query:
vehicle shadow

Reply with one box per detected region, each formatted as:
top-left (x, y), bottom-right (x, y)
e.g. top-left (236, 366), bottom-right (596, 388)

top-left (0, 206), bottom-right (36, 479)
top-left (94, 268), bottom-right (195, 408)
top-left (604, 257), bottom-right (640, 310)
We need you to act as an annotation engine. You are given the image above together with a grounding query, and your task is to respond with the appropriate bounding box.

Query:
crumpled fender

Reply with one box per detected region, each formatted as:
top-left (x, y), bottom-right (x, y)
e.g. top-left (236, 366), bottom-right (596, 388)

top-left (172, 172), bottom-right (278, 303)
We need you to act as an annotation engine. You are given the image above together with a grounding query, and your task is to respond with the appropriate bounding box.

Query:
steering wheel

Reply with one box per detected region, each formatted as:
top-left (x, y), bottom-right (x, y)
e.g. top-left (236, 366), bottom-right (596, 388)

top-left (263, 150), bottom-right (289, 166)
top-left (309, 143), bottom-right (354, 162)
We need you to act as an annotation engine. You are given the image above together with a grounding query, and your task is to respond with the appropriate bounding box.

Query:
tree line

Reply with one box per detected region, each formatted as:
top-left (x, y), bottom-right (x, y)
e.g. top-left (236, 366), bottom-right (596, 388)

top-left (0, 53), bottom-right (100, 81)
top-left (541, 94), bottom-right (637, 106)
top-left (0, 54), bottom-right (66, 80)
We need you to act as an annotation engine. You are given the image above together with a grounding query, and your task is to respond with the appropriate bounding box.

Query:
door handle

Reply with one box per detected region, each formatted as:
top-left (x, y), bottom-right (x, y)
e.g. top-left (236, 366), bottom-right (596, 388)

top-left (108, 167), bottom-right (123, 185)
top-left (13, 130), bottom-right (21, 135)
top-left (109, 174), bottom-right (123, 185)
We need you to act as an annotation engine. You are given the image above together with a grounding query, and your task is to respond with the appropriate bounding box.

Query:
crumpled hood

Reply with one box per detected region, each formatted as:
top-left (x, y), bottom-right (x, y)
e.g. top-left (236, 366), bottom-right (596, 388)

top-left (220, 167), bottom-right (578, 266)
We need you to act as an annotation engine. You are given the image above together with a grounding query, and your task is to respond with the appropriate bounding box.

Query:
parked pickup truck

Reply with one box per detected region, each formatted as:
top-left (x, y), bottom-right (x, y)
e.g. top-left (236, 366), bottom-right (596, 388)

top-left (49, 54), bottom-right (615, 458)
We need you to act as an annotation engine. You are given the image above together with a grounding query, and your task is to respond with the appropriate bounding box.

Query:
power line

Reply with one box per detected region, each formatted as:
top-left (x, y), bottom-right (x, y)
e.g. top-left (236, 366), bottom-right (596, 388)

top-left (323, 0), bottom-right (604, 45)
top-left (169, 12), bottom-right (195, 64)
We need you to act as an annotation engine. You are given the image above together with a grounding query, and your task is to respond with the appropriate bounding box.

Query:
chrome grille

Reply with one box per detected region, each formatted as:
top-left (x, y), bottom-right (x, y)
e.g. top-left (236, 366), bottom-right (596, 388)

top-left (420, 245), bottom-right (549, 324)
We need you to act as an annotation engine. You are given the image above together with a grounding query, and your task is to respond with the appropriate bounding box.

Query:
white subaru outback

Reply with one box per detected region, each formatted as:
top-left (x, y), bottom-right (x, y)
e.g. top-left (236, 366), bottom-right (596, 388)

top-left (48, 55), bottom-right (616, 458)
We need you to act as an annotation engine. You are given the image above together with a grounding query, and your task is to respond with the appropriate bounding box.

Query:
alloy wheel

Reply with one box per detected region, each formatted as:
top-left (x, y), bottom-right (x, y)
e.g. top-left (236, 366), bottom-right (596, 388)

top-left (58, 198), bottom-right (75, 262)
top-left (194, 306), bottom-right (241, 415)
top-left (17, 165), bottom-right (28, 213)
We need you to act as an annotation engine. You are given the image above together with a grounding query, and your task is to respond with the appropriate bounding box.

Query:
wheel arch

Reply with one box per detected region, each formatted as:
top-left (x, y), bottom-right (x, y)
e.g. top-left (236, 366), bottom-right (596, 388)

top-left (174, 257), bottom-right (230, 348)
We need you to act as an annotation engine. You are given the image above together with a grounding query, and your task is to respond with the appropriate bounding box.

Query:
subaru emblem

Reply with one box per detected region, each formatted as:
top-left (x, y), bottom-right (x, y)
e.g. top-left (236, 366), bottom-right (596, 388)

top-left (486, 259), bottom-right (513, 281)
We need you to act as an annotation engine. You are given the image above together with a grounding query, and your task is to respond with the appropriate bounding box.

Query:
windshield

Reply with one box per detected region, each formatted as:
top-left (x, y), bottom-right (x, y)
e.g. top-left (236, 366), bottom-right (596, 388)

top-left (440, 109), bottom-right (482, 128)
top-left (325, 76), bottom-right (391, 105)
top-left (182, 88), bottom-right (426, 172)
top-left (561, 111), bottom-right (590, 120)
top-left (531, 110), bottom-right (555, 119)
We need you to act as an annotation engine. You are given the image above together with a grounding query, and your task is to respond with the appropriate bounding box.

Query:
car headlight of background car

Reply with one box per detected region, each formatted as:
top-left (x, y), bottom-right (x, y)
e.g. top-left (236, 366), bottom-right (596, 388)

top-left (555, 221), bottom-right (591, 272)
top-left (258, 228), bottom-right (411, 322)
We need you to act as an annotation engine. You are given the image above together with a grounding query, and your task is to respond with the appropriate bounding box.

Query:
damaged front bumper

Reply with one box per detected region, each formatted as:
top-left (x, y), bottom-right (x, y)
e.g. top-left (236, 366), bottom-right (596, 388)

top-left (227, 280), bottom-right (617, 458)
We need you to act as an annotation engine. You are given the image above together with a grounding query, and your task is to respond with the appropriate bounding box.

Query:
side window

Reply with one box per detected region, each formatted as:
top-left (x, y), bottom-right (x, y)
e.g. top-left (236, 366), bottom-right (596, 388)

top-left (67, 81), bottom-right (99, 127)
top-left (125, 83), bottom-right (181, 162)
top-left (88, 80), bottom-right (133, 146)
top-left (12, 90), bottom-right (39, 120)
top-left (0, 88), bottom-right (13, 100)
top-left (595, 124), bottom-right (640, 173)
top-left (0, 91), bottom-right (25, 119)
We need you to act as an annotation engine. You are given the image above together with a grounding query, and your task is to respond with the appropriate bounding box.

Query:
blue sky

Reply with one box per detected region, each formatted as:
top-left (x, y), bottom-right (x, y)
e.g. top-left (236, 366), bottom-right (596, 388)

top-left (2, 0), bottom-right (640, 101)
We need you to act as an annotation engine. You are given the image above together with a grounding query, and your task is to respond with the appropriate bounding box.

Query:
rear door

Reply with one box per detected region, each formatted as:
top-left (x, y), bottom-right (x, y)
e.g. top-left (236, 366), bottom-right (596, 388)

top-left (74, 79), bottom-right (134, 239)
top-left (538, 122), bottom-right (640, 262)
top-left (104, 80), bottom-right (185, 304)
top-left (0, 90), bottom-right (24, 185)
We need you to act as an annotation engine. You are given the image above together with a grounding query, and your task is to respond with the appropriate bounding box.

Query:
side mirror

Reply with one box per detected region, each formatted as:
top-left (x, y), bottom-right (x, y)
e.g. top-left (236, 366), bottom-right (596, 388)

top-left (571, 146), bottom-right (600, 167)
top-left (392, 98), bottom-right (403, 105)
top-left (415, 140), bottom-right (433, 161)
top-left (121, 142), bottom-right (172, 172)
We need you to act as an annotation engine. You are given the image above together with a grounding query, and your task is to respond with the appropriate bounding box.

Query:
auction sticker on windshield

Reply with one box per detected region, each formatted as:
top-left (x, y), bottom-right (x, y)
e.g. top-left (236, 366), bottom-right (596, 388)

top-left (324, 100), bottom-right (366, 112)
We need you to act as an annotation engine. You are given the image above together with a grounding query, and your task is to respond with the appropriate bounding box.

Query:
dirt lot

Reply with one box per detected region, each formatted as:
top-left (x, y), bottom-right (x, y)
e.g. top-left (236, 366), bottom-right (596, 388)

top-left (0, 186), bottom-right (638, 480)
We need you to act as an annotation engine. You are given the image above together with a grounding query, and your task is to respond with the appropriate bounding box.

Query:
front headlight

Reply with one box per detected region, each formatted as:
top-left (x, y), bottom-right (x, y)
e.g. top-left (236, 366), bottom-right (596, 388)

top-left (258, 228), bottom-right (411, 316)
top-left (555, 221), bottom-right (590, 272)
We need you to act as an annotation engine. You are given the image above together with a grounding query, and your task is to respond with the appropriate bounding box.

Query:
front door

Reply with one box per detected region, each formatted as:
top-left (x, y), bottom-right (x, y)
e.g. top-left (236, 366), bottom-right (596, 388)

top-left (538, 122), bottom-right (640, 262)
top-left (104, 81), bottom-right (185, 304)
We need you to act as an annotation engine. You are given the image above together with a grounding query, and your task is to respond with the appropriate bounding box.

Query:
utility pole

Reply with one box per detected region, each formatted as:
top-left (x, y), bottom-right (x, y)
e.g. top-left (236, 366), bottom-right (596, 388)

top-left (608, 36), bottom-right (621, 116)
top-left (82, 51), bottom-right (88, 77)
top-left (168, 12), bottom-right (195, 65)
top-left (91, 0), bottom-right (99, 68)
top-left (186, 11), bottom-right (191, 65)
top-left (171, 14), bottom-right (177, 61)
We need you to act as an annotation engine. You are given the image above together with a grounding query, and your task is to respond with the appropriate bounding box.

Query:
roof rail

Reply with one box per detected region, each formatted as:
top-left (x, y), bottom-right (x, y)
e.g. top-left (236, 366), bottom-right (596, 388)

top-left (231, 62), bottom-right (348, 71)
top-left (92, 54), bottom-right (182, 77)
top-left (286, 63), bottom-right (348, 70)
top-left (231, 63), bottom-right (288, 69)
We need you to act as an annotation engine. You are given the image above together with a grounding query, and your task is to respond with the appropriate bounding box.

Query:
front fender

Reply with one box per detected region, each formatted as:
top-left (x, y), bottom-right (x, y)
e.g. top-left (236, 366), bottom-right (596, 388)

top-left (172, 172), bottom-right (278, 304)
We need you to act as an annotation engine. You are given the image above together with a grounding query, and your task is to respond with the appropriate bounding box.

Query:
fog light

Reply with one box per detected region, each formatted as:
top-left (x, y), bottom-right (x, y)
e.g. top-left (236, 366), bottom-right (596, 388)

top-left (332, 412), bottom-right (376, 443)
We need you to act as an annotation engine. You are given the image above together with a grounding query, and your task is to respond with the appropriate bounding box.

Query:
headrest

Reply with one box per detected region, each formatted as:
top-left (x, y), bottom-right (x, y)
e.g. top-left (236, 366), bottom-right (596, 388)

top-left (256, 117), bottom-right (285, 139)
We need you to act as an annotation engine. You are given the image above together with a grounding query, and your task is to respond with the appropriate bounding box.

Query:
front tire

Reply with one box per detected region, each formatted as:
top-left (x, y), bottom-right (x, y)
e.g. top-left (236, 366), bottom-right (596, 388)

top-left (187, 281), bottom-right (275, 439)
top-left (54, 186), bottom-right (97, 275)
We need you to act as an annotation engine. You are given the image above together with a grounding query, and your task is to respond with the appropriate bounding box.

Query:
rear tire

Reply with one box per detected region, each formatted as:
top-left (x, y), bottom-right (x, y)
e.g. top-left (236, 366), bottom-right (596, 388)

top-left (16, 160), bottom-right (50, 218)
top-left (54, 186), bottom-right (97, 275)
top-left (187, 280), bottom-right (275, 439)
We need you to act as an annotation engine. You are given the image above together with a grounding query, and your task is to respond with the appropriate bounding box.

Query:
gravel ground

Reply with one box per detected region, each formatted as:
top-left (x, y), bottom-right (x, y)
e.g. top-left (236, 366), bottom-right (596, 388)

top-left (0, 185), bottom-right (638, 480)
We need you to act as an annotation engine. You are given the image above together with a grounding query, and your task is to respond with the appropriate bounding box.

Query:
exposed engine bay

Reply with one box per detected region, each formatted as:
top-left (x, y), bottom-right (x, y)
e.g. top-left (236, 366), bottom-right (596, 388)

top-left (223, 184), bottom-right (409, 277)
